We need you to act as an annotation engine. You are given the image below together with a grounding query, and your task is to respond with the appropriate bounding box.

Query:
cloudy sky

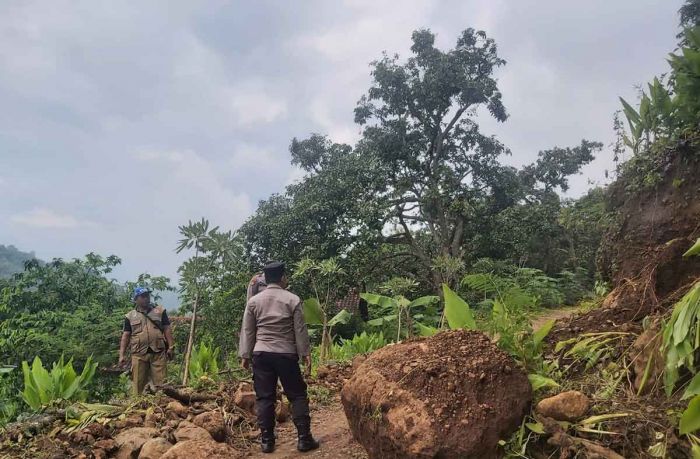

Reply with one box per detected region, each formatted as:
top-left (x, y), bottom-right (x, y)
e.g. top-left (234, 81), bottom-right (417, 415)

top-left (0, 0), bottom-right (684, 285)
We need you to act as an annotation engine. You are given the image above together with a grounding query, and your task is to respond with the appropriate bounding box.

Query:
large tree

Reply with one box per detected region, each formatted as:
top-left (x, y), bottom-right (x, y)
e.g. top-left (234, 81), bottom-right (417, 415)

top-left (242, 28), bottom-right (600, 292)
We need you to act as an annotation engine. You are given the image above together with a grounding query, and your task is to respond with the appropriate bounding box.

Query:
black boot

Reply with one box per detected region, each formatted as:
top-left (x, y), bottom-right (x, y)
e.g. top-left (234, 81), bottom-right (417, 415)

top-left (260, 428), bottom-right (276, 453)
top-left (295, 422), bottom-right (320, 452)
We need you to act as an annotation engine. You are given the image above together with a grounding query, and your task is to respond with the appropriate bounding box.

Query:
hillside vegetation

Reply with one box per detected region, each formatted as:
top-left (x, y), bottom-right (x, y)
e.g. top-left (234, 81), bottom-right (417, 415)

top-left (2, 2), bottom-right (700, 458)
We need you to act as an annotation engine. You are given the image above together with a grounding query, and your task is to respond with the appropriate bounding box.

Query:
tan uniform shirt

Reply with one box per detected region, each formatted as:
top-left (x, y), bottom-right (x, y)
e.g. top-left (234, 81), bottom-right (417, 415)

top-left (238, 284), bottom-right (311, 358)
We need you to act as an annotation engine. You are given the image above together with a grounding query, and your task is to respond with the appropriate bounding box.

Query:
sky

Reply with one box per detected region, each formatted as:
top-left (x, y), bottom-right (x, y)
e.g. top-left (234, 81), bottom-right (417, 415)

top-left (0, 0), bottom-right (684, 287)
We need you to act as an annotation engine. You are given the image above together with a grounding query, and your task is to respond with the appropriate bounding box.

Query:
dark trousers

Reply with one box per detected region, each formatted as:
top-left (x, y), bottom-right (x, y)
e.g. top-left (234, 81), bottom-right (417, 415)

top-left (252, 352), bottom-right (310, 430)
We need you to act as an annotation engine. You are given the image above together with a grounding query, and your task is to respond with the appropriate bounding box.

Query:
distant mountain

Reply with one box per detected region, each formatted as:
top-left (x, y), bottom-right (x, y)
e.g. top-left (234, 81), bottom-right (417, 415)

top-left (0, 244), bottom-right (39, 278)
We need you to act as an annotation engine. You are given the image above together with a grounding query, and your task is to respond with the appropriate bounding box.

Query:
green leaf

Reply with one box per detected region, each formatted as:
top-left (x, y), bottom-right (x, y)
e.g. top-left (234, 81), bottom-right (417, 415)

top-left (416, 322), bottom-right (438, 337)
top-left (683, 373), bottom-right (700, 400)
top-left (684, 238), bottom-right (700, 258)
top-left (525, 422), bottom-right (545, 434)
top-left (360, 293), bottom-right (398, 310)
top-left (442, 284), bottom-right (475, 330)
top-left (302, 298), bottom-right (323, 325)
top-left (533, 319), bottom-right (556, 348)
top-left (408, 296), bottom-right (439, 308)
top-left (681, 395), bottom-right (700, 435)
top-left (528, 374), bottom-right (559, 392)
top-left (328, 309), bottom-right (352, 327)
top-left (579, 413), bottom-right (630, 425)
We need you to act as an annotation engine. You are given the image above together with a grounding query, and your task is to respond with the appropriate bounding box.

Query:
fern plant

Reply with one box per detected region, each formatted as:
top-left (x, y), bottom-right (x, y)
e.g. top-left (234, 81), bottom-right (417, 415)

top-left (22, 355), bottom-right (97, 410)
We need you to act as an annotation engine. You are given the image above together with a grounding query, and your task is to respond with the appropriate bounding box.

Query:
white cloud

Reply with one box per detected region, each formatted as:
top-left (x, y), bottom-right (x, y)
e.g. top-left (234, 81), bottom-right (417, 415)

top-left (227, 85), bottom-right (288, 127)
top-left (10, 208), bottom-right (92, 229)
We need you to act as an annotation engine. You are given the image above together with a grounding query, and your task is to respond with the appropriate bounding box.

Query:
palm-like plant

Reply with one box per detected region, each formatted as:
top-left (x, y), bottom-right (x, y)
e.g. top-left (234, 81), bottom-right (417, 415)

top-left (293, 258), bottom-right (350, 362)
top-left (176, 219), bottom-right (237, 385)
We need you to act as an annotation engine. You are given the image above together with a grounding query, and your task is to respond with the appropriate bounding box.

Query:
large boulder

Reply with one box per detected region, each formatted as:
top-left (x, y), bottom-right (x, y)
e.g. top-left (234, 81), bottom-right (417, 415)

top-left (341, 330), bottom-right (531, 459)
top-left (114, 427), bottom-right (159, 459)
top-left (159, 439), bottom-right (242, 459)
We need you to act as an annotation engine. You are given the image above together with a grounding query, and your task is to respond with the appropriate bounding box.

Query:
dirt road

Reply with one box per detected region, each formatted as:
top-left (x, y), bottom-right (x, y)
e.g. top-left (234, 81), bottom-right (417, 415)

top-left (244, 399), bottom-right (366, 458)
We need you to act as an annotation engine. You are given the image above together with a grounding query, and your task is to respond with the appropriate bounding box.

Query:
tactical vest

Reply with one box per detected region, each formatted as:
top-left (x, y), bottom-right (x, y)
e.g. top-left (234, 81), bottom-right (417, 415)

top-left (125, 306), bottom-right (167, 355)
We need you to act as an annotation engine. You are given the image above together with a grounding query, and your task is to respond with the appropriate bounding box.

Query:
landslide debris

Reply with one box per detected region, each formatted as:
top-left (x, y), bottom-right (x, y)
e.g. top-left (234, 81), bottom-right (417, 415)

top-left (340, 329), bottom-right (531, 459)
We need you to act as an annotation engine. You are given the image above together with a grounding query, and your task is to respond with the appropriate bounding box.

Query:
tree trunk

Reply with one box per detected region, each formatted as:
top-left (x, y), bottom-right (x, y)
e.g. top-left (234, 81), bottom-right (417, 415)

top-left (182, 292), bottom-right (200, 386)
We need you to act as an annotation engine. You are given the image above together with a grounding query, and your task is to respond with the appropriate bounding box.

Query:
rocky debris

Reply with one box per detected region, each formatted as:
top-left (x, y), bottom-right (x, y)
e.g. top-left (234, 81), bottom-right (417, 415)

top-left (115, 413), bottom-right (145, 430)
top-left (138, 437), bottom-right (173, 459)
top-left (341, 329), bottom-right (531, 459)
top-left (94, 438), bottom-right (118, 453)
top-left (536, 391), bottom-right (590, 422)
top-left (114, 427), bottom-right (159, 459)
top-left (159, 439), bottom-right (242, 458)
top-left (275, 400), bottom-right (290, 423)
top-left (173, 420), bottom-right (213, 443)
top-left (630, 320), bottom-right (664, 394)
top-left (166, 401), bottom-right (189, 419)
top-left (192, 411), bottom-right (226, 442)
top-left (314, 361), bottom-right (353, 391)
top-left (144, 411), bottom-right (162, 428)
top-left (548, 431), bottom-right (624, 459)
top-left (233, 386), bottom-right (256, 414)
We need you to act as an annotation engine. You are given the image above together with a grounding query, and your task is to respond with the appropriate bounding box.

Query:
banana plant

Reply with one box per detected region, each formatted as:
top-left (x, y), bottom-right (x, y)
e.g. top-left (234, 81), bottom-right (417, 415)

top-left (302, 297), bottom-right (352, 362)
top-left (294, 258), bottom-right (350, 362)
top-left (360, 292), bottom-right (439, 341)
top-left (22, 355), bottom-right (97, 410)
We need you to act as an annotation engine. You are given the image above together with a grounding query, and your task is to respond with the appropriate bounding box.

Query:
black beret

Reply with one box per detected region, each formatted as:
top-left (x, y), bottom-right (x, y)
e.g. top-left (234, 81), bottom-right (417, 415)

top-left (263, 261), bottom-right (285, 273)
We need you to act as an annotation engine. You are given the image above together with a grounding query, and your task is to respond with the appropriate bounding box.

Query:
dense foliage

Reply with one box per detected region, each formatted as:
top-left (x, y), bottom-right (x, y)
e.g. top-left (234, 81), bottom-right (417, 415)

top-left (241, 28), bottom-right (603, 295)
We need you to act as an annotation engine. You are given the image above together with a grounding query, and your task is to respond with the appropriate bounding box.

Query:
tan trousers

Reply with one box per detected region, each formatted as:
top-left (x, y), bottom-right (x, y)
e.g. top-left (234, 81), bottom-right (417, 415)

top-left (131, 352), bottom-right (167, 395)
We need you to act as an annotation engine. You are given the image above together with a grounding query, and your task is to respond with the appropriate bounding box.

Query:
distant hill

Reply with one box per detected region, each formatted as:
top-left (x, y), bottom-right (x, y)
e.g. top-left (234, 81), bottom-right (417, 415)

top-left (0, 244), bottom-right (39, 278)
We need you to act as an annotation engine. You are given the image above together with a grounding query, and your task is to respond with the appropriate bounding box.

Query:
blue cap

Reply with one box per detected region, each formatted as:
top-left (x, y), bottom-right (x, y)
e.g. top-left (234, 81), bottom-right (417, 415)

top-left (132, 286), bottom-right (151, 301)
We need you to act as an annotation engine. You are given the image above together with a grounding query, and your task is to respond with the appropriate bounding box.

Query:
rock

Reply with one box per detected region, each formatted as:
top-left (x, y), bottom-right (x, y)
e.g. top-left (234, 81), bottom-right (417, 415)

top-left (192, 411), bottom-right (226, 442)
top-left (631, 321), bottom-right (664, 394)
top-left (233, 387), bottom-right (256, 414)
top-left (94, 438), bottom-right (117, 452)
top-left (138, 437), bottom-right (173, 459)
top-left (166, 419), bottom-right (181, 429)
top-left (341, 329), bottom-right (531, 459)
top-left (173, 421), bottom-right (213, 442)
top-left (160, 439), bottom-right (242, 459)
top-left (114, 413), bottom-right (144, 429)
top-left (144, 411), bottom-right (161, 428)
top-left (114, 427), bottom-right (159, 459)
top-left (237, 381), bottom-right (253, 392)
top-left (316, 366), bottom-right (330, 379)
top-left (275, 400), bottom-right (290, 423)
top-left (536, 391), bottom-right (590, 421)
top-left (93, 449), bottom-right (107, 459)
top-left (166, 401), bottom-right (188, 419)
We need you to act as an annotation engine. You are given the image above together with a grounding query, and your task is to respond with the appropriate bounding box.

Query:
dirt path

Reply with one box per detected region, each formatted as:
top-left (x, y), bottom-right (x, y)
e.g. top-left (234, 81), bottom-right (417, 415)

top-left (530, 305), bottom-right (579, 331)
top-left (244, 398), bottom-right (366, 458)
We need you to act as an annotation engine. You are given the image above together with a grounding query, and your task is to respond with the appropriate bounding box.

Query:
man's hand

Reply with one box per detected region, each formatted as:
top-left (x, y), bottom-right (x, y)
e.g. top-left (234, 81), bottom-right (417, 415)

top-left (118, 355), bottom-right (127, 368)
top-left (166, 348), bottom-right (175, 360)
top-left (303, 355), bottom-right (312, 377)
top-left (241, 358), bottom-right (250, 371)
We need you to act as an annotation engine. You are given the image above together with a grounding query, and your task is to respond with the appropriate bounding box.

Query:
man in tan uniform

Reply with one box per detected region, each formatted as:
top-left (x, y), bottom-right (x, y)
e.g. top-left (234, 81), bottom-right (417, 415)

top-left (119, 287), bottom-right (175, 395)
top-left (239, 261), bottom-right (319, 454)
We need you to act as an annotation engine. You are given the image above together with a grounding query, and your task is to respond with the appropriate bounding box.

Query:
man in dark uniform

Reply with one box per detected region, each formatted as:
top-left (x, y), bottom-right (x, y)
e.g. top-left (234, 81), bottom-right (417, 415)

top-left (239, 261), bottom-right (319, 454)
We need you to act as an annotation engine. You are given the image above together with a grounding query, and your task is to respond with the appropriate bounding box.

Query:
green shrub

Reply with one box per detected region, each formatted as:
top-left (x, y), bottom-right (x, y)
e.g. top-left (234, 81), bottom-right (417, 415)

top-left (188, 341), bottom-right (220, 384)
top-left (21, 355), bottom-right (97, 410)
